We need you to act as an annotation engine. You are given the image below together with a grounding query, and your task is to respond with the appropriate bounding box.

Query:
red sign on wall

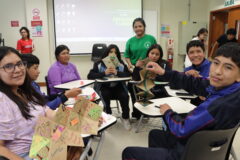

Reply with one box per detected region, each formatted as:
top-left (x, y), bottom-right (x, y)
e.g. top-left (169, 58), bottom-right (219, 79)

top-left (11, 21), bottom-right (19, 27)
top-left (31, 21), bottom-right (42, 27)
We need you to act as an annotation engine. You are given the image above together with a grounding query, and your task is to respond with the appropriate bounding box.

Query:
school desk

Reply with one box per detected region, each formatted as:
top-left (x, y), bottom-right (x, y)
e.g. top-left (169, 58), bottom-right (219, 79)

top-left (164, 86), bottom-right (197, 99)
top-left (54, 80), bottom-right (95, 90)
top-left (134, 97), bottom-right (196, 133)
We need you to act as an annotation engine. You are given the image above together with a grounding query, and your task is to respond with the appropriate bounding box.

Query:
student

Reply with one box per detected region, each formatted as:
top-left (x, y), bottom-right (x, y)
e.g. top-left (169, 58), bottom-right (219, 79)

top-left (16, 27), bottom-right (35, 54)
top-left (184, 40), bottom-right (211, 78)
top-left (122, 42), bottom-right (240, 160)
top-left (185, 28), bottom-right (208, 68)
top-left (21, 54), bottom-right (82, 110)
top-left (0, 46), bottom-right (51, 160)
top-left (209, 28), bottom-right (237, 58)
top-left (132, 44), bottom-right (171, 119)
top-left (47, 45), bottom-right (81, 95)
top-left (88, 44), bottom-right (131, 130)
top-left (124, 17), bottom-right (157, 69)
top-left (124, 17), bottom-right (157, 115)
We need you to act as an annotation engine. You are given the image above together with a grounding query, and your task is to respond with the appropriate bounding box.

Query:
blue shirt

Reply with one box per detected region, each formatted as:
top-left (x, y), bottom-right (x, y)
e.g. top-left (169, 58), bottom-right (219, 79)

top-left (184, 59), bottom-right (211, 78)
top-left (31, 82), bottom-right (67, 110)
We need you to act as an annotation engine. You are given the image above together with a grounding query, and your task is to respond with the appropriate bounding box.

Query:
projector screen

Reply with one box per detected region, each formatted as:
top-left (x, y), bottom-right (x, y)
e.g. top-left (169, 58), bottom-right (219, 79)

top-left (53, 0), bottom-right (142, 54)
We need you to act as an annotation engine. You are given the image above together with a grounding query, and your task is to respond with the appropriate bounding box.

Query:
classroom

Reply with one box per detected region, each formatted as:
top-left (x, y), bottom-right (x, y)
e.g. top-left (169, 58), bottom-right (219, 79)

top-left (0, 0), bottom-right (240, 160)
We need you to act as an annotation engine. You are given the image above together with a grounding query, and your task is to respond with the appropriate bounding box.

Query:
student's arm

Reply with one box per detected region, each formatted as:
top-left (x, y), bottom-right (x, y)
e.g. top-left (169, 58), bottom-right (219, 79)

top-left (146, 62), bottom-right (209, 96)
top-left (132, 67), bottom-right (142, 81)
top-left (87, 63), bottom-right (105, 79)
top-left (124, 40), bottom-right (134, 69)
top-left (0, 97), bottom-right (24, 160)
top-left (47, 65), bottom-right (63, 94)
top-left (161, 104), bottom-right (214, 138)
top-left (0, 141), bottom-right (24, 160)
top-left (125, 58), bottom-right (134, 69)
top-left (72, 64), bottom-right (81, 80)
top-left (116, 63), bottom-right (131, 77)
top-left (209, 41), bottom-right (218, 58)
top-left (152, 36), bottom-right (157, 44)
top-left (32, 40), bottom-right (35, 52)
top-left (16, 40), bottom-right (22, 53)
top-left (46, 88), bottom-right (82, 110)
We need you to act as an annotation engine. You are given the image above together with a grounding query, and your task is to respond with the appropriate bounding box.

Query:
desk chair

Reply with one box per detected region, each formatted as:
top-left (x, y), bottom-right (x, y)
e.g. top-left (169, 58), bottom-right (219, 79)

top-left (180, 124), bottom-right (240, 160)
top-left (129, 80), bottom-right (168, 133)
top-left (45, 76), bottom-right (59, 101)
top-left (44, 76), bottom-right (51, 96)
top-left (91, 43), bottom-right (107, 63)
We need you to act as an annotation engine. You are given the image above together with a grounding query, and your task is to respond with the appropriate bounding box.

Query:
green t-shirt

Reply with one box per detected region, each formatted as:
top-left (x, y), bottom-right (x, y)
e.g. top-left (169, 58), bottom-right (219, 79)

top-left (124, 34), bottom-right (157, 65)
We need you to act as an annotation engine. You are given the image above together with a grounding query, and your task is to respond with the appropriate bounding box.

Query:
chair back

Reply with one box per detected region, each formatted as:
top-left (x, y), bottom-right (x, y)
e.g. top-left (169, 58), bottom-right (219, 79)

top-left (45, 76), bottom-right (51, 96)
top-left (181, 124), bottom-right (239, 160)
top-left (91, 43), bottom-right (107, 63)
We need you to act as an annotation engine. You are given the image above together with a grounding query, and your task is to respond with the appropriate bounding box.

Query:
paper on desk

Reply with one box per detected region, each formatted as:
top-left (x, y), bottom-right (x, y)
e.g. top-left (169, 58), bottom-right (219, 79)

top-left (150, 97), bottom-right (196, 114)
top-left (29, 116), bottom-right (84, 160)
top-left (54, 96), bottom-right (103, 135)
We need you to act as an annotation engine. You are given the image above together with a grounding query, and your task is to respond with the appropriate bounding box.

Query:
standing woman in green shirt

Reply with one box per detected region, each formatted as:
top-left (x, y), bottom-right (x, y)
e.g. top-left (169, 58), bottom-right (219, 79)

top-left (124, 17), bottom-right (157, 70)
top-left (124, 17), bottom-right (157, 119)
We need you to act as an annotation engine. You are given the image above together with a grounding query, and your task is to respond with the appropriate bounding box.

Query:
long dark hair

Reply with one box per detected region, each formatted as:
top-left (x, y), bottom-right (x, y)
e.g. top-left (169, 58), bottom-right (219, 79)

top-left (146, 44), bottom-right (164, 64)
top-left (20, 27), bottom-right (30, 39)
top-left (197, 28), bottom-right (208, 37)
top-left (101, 44), bottom-right (124, 64)
top-left (0, 46), bottom-right (45, 120)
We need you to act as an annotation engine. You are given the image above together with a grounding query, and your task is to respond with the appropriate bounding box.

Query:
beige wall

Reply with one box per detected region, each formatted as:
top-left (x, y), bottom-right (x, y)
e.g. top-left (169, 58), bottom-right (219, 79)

top-left (0, 0), bottom-right (26, 47)
top-left (0, 0), bottom-right (216, 80)
top-left (159, 0), bottom-right (209, 70)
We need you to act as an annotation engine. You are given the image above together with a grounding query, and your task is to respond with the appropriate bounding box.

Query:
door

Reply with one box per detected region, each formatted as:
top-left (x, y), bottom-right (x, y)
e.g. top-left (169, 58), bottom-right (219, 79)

top-left (208, 12), bottom-right (228, 54)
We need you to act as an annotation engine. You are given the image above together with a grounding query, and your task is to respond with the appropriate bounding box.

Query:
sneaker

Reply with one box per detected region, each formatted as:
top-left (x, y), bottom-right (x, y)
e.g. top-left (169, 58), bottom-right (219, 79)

top-left (122, 119), bottom-right (131, 130)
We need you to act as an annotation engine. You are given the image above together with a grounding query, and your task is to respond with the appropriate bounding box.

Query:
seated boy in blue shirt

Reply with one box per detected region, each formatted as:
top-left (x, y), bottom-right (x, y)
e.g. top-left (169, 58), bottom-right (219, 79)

top-left (122, 42), bottom-right (240, 160)
top-left (183, 40), bottom-right (211, 105)
top-left (21, 54), bottom-right (81, 110)
top-left (184, 40), bottom-right (211, 78)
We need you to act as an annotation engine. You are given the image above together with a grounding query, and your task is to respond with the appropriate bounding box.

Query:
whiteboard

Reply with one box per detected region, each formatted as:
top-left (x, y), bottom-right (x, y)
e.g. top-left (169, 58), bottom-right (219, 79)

top-left (178, 21), bottom-right (207, 55)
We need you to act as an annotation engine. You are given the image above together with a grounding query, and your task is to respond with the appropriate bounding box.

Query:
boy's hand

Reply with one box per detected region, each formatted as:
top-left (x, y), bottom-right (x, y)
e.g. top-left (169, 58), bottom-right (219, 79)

top-left (146, 62), bottom-right (165, 75)
top-left (127, 64), bottom-right (134, 72)
top-left (159, 104), bottom-right (171, 115)
top-left (64, 88), bottom-right (82, 98)
top-left (185, 70), bottom-right (201, 78)
top-left (135, 60), bottom-right (145, 68)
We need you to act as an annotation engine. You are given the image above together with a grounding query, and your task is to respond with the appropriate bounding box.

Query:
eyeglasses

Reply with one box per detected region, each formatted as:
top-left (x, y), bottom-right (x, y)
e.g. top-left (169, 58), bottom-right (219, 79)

top-left (0, 61), bottom-right (27, 73)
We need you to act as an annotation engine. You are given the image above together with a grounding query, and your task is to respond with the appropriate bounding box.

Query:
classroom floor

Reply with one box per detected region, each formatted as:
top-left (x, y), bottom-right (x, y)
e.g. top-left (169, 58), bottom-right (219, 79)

top-left (40, 87), bottom-right (240, 160)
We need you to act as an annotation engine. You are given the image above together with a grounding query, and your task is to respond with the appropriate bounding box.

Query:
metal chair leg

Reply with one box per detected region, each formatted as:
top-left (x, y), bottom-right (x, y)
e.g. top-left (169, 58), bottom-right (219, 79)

top-left (116, 100), bottom-right (120, 113)
top-left (92, 132), bottom-right (105, 160)
top-left (79, 138), bottom-right (93, 160)
top-left (135, 115), bottom-right (144, 133)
